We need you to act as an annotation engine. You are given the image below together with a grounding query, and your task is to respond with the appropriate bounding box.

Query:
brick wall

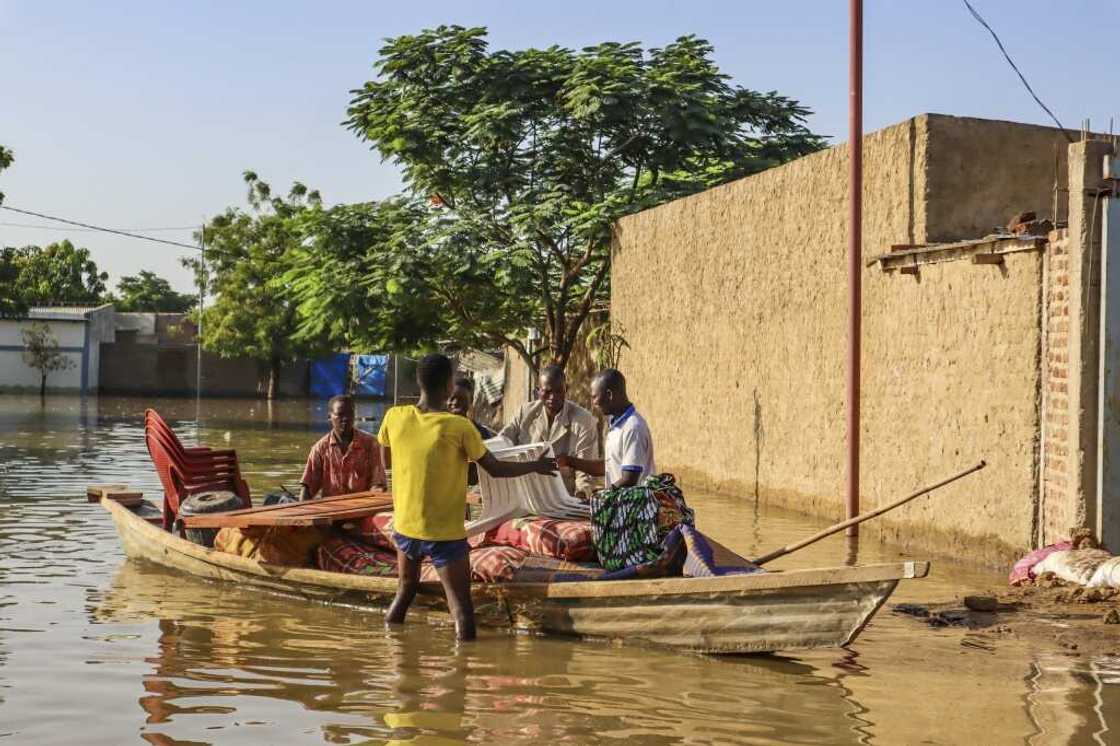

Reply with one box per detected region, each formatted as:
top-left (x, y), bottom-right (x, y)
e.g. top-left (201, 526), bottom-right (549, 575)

top-left (1041, 229), bottom-right (1074, 542)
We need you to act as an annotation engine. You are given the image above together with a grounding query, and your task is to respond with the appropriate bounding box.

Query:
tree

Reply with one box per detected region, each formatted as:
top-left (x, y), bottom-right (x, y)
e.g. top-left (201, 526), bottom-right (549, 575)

top-left (344, 27), bottom-right (825, 371)
top-left (184, 171), bottom-right (325, 399)
top-left (287, 199), bottom-right (441, 352)
top-left (0, 145), bottom-right (12, 205)
top-left (0, 247), bottom-right (24, 317)
top-left (21, 321), bottom-right (74, 397)
top-left (0, 147), bottom-right (25, 317)
top-left (5, 241), bottom-right (108, 306)
top-left (109, 270), bottom-right (195, 312)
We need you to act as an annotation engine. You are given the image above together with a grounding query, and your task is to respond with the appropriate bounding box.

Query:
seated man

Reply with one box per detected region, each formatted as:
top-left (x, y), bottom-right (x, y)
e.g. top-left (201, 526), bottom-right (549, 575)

top-left (557, 368), bottom-right (654, 489)
top-left (299, 394), bottom-right (386, 500)
top-left (499, 364), bottom-right (600, 498)
top-left (559, 368), bottom-right (678, 577)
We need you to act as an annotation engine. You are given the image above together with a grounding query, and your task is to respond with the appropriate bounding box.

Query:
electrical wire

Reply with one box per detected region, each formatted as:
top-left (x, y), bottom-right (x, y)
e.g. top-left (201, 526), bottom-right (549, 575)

top-left (0, 221), bottom-right (197, 232)
top-left (962, 0), bottom-right (1073, 143)
top-left (0, 205), bottom-right (202, 251)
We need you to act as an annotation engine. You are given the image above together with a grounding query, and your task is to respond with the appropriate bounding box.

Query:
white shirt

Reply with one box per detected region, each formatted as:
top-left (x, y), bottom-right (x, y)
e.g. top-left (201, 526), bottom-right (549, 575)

top-left (605, 405), bottom-right (656, 487)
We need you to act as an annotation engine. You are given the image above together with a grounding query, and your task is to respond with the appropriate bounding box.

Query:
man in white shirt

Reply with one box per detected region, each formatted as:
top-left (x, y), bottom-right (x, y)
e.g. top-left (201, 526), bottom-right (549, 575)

top-left (499, 364), bottom-right (601, 498)
top-left (557, 368), bottom-right (655, 489)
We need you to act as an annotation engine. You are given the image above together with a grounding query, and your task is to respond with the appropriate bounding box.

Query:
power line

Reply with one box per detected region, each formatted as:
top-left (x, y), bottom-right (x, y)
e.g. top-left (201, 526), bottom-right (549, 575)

top-left (0, 221), bottom-right (197, 232)
top-left (962, 0), bottom-right (1073, 143)
top-left (0, 205), bottom-right (202, 251)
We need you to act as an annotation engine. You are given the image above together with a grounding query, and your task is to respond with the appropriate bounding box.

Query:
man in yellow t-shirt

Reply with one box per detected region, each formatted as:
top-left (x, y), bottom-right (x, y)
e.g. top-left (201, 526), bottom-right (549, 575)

top-left (377, 353), bottom-right (556, 641)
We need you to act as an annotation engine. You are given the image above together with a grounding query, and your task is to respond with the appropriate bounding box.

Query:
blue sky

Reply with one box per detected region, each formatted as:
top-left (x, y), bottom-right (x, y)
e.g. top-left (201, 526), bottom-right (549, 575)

top-left (1, 0), bottom-right (1116, 293)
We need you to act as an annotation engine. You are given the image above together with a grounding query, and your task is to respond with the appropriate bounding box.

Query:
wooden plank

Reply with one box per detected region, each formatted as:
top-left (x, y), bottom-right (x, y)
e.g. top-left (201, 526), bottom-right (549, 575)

top-left (103, 490), bottom-right (144, 508)
top-left (183, 489), bottom-right (389, 519)
top-left (972, 253), bottom-right (1004, 265)
top-left (180, 494), bottom-right (394, 528)
top-left (87, 483), bottom-right (128, 503)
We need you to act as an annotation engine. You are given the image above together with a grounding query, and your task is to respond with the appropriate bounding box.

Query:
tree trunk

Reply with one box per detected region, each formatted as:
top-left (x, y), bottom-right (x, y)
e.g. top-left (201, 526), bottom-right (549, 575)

top-left (39, 373), bottom-right (46, 399)
top-left (267, 359), bottom-right (280, 400)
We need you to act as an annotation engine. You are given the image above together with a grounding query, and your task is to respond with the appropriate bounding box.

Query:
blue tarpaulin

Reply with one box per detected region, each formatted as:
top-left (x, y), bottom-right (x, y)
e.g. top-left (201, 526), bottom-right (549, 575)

top-left (354, 354), bottom-right (388, 397)
top-left (310, 353), bottom-right (350, 399)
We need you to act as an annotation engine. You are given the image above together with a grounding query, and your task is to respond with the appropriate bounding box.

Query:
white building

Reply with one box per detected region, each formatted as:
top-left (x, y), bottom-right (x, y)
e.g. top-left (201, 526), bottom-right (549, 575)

top-left (0, 305), bottom-right (116, 394)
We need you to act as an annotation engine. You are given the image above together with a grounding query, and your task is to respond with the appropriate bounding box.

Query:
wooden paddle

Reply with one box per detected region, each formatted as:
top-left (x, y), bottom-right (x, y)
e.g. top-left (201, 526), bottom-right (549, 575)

top-left (752, 460), bottom-right (987, 566)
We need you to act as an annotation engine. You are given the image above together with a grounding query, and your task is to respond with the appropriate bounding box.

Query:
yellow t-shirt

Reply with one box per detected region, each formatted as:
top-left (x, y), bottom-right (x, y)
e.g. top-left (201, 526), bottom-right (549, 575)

top-left (376, 405), bottom-right (488, 541)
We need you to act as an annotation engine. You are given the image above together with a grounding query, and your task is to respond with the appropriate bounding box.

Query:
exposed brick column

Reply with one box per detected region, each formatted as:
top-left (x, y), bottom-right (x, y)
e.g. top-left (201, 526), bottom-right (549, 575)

top-left (1040, 141), bottom-right (1110, 544)
top-left (1041, 229), bottom-right (1073, 543)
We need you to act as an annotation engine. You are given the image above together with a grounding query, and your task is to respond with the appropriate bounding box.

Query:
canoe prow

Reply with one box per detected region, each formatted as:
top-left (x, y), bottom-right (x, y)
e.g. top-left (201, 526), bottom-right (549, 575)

top-left (100, 497), bottom-right (927, 654)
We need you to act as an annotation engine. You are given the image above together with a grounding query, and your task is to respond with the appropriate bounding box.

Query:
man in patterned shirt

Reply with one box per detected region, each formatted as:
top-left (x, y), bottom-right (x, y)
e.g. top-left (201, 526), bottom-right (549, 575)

top-left (299, 395), bottom-right (386, 500)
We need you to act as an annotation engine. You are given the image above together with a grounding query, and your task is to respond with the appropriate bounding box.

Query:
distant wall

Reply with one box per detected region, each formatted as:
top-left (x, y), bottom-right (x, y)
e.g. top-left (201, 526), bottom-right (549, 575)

top-left (0, 318), bottom-right (85, 391)
top-left (612, 114), bottom-right (1068, 565)
top-left (99, 343), bottom-right (308, 398)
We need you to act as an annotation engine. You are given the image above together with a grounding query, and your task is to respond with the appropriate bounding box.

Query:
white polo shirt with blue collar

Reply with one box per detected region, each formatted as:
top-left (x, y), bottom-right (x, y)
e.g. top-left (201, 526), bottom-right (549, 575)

top-left (605, 404), bottom-right (656, 487)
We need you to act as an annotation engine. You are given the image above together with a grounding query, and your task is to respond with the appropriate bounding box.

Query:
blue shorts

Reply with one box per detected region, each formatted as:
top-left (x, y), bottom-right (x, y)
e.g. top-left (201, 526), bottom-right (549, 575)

top-left (392, 532), bottom-right (470, 568)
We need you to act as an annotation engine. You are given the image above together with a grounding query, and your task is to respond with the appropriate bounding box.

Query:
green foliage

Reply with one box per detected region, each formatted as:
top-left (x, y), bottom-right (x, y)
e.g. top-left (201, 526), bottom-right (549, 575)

top-left (183, 172), bottom-right (326, 396)
top-left (586, 318), bottom-right (630, 370)
top-left (345, 26), bottom-right (824, 368)
top-left (21, 321), bottom-right (74, 395)
top-left (287, 199), bottom-right (439, 353)
top-left (0, 247), bottom-right (24, 317)
top-left (0, 144), bottom-right (11, 205)
top-left (109, 270), bottom-right (195, 313)
top-left (1, 240), bottom-right (108, 308)
top-left (288, 197), bottom-right (541, 357)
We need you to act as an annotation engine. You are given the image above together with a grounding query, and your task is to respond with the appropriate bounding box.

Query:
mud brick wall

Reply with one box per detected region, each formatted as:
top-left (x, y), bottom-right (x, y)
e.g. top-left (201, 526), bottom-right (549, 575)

top-left (612, 114), bottom-right (1076, 566)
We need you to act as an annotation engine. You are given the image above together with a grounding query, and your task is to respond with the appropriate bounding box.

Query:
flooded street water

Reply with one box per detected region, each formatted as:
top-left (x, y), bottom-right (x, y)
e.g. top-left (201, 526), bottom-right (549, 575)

top-left (1, 394), bottom-right (1118, 744)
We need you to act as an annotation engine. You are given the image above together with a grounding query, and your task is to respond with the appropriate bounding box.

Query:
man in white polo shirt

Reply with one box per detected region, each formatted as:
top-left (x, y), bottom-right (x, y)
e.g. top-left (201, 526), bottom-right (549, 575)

top-left (557, 368), bottom-right (655, 489)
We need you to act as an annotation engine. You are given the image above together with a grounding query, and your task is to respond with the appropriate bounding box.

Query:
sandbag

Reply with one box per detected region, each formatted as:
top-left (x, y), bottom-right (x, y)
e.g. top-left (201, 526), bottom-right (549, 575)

top-left (1086, 557), bottom-right (1120, 588)
top-left (213, 526), bottom-right (326, 566)
top-left (1032, 548), bottom-right (1113, 586)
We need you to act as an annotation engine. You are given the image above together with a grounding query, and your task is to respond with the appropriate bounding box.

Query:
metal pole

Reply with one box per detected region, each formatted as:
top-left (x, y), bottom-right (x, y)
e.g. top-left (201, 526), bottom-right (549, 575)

top-left (1097, 152), bottom-right (1120, 549)
top-left (847, 0), bottom-right (863, 536)
top-left (197, 224), bottom-right (204, 398)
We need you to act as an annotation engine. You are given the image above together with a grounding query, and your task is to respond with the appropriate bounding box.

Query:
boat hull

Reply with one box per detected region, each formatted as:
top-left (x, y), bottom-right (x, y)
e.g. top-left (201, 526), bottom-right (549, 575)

top-left (102, 498), bottom-right (923, 653)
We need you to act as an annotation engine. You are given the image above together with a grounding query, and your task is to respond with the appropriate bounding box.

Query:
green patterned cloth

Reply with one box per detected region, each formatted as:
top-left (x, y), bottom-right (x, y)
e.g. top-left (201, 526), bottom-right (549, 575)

top-left (590, 474), bottom-right (695, 571)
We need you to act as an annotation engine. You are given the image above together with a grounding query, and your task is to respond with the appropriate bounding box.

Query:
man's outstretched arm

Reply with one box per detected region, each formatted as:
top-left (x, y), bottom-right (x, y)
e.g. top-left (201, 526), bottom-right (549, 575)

top-left (477, 451), bottom-right (557, 479)
top-left (557, 454), bottom-right (604, 478)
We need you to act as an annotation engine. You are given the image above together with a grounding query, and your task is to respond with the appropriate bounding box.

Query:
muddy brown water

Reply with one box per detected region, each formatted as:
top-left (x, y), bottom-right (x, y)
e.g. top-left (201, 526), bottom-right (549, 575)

top-left (1, 394), bottom-right (1118, 745)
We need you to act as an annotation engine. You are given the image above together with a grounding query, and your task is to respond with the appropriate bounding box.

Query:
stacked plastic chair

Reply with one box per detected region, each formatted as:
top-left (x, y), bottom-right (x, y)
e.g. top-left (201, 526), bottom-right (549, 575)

top-left (144, 409), bottom-right (251, 530)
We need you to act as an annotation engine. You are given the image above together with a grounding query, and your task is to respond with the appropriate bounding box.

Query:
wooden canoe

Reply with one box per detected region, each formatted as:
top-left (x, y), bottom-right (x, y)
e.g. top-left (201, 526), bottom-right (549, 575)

top-left (101, 498), bottom-right (928, 654)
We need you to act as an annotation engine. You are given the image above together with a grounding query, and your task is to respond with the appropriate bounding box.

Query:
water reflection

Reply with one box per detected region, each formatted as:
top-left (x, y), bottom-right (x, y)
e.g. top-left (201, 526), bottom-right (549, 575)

top-left (1, 394), bottom-right (1120, 744)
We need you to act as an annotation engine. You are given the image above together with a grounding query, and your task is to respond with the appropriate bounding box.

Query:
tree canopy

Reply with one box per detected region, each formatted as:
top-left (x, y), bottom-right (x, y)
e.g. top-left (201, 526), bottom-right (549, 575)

top-left (1, 241), bottom-right (108, 310)
top-left (0, 145), bottom-right (12, 205)
top-left (185, 171), bottom-right (327, 398)
top-left (108, 270), bottom-right (195, 313)
top-left (338, 26), bottom-right (825, 369)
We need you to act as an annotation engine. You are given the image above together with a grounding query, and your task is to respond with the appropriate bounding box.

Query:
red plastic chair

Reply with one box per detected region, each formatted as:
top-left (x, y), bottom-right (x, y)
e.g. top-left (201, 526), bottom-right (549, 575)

top-left (147, 433), bottom-right (250, 530)
top-left (144, 410), bottom-right (251, 529)
top-left (145, 425), bottom-right (240, 476)
top-left (145, 409), bottom-right (240, 461)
